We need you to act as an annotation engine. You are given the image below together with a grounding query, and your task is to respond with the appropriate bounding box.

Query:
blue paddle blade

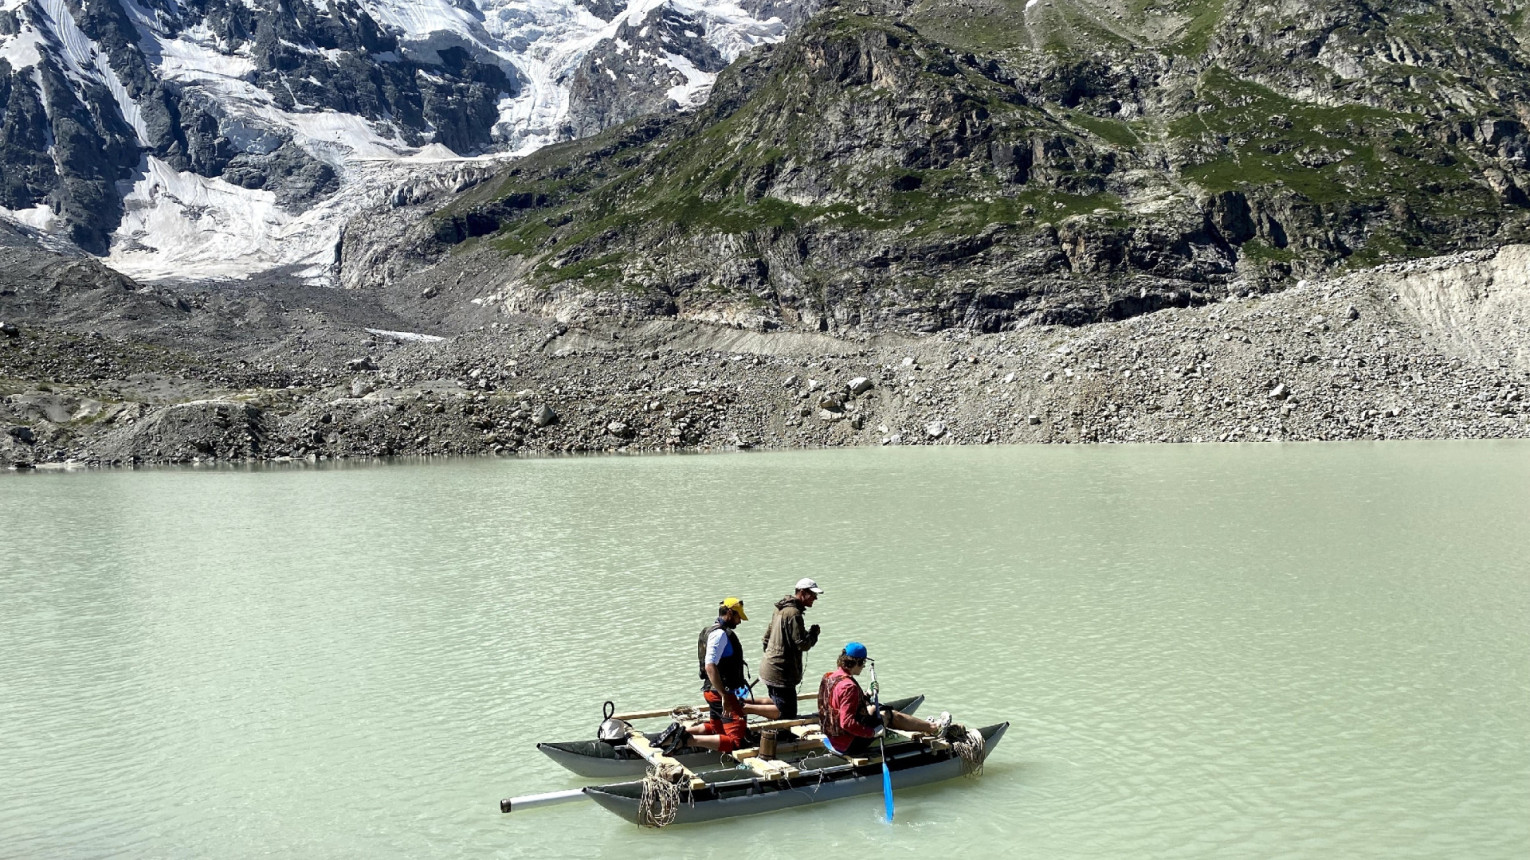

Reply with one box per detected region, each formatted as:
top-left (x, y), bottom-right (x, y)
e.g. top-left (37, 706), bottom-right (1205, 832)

top-left (882, 761), bottom-right (894, 822)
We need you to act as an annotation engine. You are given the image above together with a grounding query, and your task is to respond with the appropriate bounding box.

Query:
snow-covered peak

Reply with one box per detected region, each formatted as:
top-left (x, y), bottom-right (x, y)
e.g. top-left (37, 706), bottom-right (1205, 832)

top-left (0, 0), bottom-right (815, 281)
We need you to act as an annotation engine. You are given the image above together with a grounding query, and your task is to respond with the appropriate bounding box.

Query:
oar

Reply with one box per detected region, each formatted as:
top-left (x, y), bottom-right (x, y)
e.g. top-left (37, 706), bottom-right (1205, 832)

top-left (500, 788), bottom-right (586, 813)
top-left (868, 660), bottom-right (894, 823)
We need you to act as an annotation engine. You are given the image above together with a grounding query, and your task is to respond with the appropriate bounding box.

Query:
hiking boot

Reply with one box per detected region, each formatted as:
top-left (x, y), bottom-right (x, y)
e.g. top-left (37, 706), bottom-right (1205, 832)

top-left (655, 721), bottom-right (687, 755)
top-left (944, 722), bottom-right (974, 743)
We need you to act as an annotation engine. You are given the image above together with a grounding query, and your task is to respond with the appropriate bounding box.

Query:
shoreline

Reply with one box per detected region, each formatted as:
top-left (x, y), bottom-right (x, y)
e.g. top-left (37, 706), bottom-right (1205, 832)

top-left (9, 435), bottom-right (1530, 477)
top-left (4, 247), bottom-right (1527, 470)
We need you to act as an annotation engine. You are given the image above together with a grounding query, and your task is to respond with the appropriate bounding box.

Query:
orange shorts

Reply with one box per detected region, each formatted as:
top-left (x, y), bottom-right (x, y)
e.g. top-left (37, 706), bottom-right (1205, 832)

top-left (700, 690), bottom-right (749, 753)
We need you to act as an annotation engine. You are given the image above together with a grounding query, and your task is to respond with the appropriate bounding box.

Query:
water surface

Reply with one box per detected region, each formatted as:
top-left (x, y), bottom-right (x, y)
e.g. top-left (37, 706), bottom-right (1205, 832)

top-left (2, 442), bottom-right (1528, 858)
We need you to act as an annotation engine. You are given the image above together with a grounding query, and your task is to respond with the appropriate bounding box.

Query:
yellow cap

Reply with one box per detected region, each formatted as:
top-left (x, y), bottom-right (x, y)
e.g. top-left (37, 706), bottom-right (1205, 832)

top-left (721, 597), bottom-right (748, 621)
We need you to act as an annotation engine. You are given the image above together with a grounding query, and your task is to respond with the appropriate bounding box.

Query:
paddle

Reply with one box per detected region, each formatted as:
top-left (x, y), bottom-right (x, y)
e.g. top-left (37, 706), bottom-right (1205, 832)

top-left (867, 659), bottom-right (894, 822)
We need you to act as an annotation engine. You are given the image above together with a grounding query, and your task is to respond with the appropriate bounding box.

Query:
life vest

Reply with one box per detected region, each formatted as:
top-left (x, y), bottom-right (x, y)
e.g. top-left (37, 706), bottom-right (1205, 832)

top-left (816, 668), bottom-right (865, 739)
top-left (697, 620), bottom-right (746, 692)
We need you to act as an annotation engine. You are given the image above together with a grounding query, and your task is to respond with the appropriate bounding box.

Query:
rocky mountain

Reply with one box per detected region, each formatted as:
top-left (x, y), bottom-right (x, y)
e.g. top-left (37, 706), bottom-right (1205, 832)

top-left (0, 0), bottom-right (815, 274)
top-left (358, 0), bottom-right (1529, 335)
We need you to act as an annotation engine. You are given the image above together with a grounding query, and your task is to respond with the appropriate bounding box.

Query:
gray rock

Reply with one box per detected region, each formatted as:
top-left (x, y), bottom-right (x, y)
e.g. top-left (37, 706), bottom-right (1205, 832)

top-left (847, 376), bottom-right (873, 396)
top-left (532, 404), bottom-right (559, 427)
top-left (7, 426), bottom-right (35, 444)
top-left (1346, 305), bottom-right (1361, 320)
top-left (350, 379), bottom-right (376, 398)
top-left (1027, 414), bottom-right (1042, 425)
top-left (0, 321), bottom-right (18, 337)
top-left (1269, 383), bottom-right (1289, 399)
top-left (607, 420), bottom-right (634, 438)
top-left (783, 374), bottom-right (800, 388)
top-left (925, 421), bottom-right (946, 438)
top-left (347, 357), bottom-right (378, 371)
top-left (817, 393), bottom-right (845, 412)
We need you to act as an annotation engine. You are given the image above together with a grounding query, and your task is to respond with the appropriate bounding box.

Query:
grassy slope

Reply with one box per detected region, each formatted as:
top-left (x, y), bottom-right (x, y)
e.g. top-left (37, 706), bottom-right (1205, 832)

top-left (432, 0), bottom-right (1529, 305)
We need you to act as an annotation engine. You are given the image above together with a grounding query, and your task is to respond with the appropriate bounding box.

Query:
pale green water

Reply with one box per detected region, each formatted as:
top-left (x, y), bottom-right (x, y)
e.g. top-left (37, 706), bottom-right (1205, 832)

top-left (2, 442), bottom-right (1528, 858)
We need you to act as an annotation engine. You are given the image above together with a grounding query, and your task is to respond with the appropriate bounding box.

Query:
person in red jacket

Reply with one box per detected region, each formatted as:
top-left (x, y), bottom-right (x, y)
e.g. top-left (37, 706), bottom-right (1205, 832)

top-left (817, 642), bottom-right (951, 755)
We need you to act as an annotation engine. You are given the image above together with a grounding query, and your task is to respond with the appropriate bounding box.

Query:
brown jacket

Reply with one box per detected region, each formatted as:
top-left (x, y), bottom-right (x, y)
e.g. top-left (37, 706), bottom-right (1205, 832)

top-left (759, 595), bottom-right (819, 687)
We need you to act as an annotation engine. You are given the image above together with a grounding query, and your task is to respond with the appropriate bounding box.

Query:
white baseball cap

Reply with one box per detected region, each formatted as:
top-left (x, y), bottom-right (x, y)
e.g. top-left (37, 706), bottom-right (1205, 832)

top-left (795, 578), bottom-right (824, 594)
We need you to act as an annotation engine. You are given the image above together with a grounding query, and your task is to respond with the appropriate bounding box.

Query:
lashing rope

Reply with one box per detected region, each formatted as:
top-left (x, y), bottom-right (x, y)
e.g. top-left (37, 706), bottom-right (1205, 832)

top-left (950, 725), bottom-right (986, 778)
top-left (637, 761), bottom-right (687, 828)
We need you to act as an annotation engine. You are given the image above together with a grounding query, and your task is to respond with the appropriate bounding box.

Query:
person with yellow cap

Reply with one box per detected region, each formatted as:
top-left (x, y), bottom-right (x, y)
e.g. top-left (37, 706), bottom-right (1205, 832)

top-left (657, 597), bottom-right (752, 754)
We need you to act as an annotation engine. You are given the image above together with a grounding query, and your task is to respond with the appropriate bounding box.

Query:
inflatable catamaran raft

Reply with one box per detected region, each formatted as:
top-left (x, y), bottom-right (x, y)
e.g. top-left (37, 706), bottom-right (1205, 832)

top-left (502, 695), bottom-right (1006, 827)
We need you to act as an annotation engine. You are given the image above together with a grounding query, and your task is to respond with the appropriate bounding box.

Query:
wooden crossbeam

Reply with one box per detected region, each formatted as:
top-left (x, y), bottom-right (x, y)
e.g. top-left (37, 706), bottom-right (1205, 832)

top-left (746, 716), bottom-right (819, 732)
top-left (624, 733), bottom-right (707, 790)
top-left (886, 727), bottom-right (950, 751)
top-left (729, 734), bottom-right (823, 762)
top-left (743, 758), bottom-right (800, 780)
top-left (613, 692), bottom-right (816, 722)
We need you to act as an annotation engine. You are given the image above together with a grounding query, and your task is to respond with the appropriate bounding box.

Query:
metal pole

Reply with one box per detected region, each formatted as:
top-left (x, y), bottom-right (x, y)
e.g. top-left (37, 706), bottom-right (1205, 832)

top-left (500, 788), bottom-right (587, 813)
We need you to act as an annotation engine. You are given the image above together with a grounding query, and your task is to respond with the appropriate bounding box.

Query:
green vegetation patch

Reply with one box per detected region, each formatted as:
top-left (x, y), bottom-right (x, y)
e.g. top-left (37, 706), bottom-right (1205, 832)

top-left (1067, 111), bottom-right (1140, 148)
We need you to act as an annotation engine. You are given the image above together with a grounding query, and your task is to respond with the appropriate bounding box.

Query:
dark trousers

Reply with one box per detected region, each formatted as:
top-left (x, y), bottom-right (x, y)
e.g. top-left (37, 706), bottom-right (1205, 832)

top-left (766, 684), bottom-right (798, 719)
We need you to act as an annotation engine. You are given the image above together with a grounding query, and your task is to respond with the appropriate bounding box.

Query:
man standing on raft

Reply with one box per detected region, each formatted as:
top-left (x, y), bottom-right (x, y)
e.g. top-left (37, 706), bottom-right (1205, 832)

top-left (819, 642), bottom-right (953, 755)
top-left (758, 577), bottom-right (824, 719)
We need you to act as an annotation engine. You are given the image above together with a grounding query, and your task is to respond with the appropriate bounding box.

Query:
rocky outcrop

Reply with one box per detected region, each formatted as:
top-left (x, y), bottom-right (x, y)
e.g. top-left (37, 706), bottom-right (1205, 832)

top-left (364, 1), bottom-right (1530, 338)
top-left (0, 0), bottom-right (521, 251)
top-left (4, 245), bottom-right (1527, 469)
top-left (565, 4), bottom-right (729, 138)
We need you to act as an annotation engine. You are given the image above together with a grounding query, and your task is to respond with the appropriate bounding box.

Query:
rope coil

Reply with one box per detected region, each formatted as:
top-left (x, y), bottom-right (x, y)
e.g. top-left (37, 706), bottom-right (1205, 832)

top-left (637, 761), bottom-right (687, 828)
top-left (950, 726), bottom-right (986, 778)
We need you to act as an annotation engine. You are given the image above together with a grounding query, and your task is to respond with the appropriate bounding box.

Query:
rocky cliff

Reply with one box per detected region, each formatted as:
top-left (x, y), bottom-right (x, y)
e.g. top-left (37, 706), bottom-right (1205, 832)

top-left (360, 0), bottom-right (1529, 336)
top-left (0, 0), bottom-right (816, 271)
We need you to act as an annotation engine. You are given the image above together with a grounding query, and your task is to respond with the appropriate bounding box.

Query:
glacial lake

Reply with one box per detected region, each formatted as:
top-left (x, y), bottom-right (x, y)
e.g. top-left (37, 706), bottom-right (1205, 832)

top-left (2, 442), bottom-right (1528, 858)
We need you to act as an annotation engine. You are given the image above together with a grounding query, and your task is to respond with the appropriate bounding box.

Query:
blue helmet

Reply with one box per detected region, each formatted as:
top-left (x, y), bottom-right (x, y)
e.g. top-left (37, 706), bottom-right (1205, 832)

top-left (843, 642), bottom-right (868, 660)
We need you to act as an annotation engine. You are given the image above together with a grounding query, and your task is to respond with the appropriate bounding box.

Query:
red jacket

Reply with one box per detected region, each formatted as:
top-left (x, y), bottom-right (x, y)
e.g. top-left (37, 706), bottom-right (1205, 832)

top-left (819, 668), bottom-right (875, 752)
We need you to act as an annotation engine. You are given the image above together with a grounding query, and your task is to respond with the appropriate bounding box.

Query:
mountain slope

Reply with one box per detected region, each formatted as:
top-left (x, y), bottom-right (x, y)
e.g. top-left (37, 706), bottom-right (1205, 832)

top-left (364, 0), bottom-right (1529, 334)
top-left (0, 0), bottom-right (817, 273)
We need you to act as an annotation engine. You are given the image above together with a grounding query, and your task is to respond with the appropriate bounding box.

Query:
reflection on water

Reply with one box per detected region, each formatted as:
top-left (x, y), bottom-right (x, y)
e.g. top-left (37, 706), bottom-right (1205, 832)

top-left (2, 441), bottom-right (1528, 858)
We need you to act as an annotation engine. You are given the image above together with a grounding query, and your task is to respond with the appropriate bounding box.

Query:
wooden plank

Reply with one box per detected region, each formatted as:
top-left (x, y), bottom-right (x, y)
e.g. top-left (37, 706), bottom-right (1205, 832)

top-left (612, 692), bottom-right (815, 722)
top-left (886, 727), bottom-right (950, 751)
top-left (729, 734), bottom-right (820, 761)
top-left (748, 716), bottom-right (819, 731)
top-left (624, 734), bottom-right (707, 790)
top-left (744, 758), bottom-right (799, 780)
top-left (612, 706), bottom-right (698, 721)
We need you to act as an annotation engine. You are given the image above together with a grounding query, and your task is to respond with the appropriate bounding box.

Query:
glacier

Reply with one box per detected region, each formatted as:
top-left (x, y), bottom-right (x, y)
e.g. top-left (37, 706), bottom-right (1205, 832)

top-left (0, 0), bottom-right (808, 283)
